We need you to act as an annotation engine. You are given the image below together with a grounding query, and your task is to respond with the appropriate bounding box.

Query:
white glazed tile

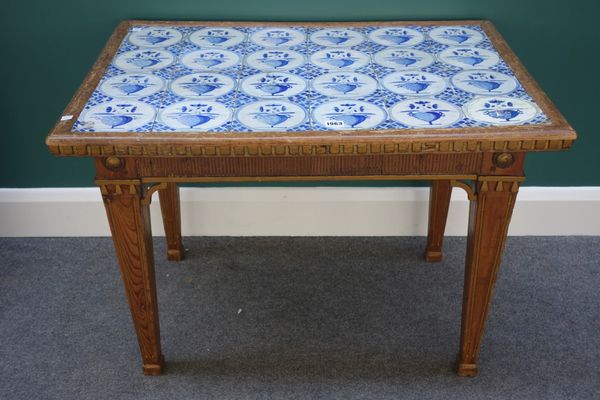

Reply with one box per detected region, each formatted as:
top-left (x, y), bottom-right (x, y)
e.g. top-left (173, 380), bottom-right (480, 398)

top-left (244, 49), bottom-right (306, 71)
top-left (373, 48), bottom-right (434, 70)
top-left (128, 27), bottom-right (183, 47)
top-left (170, 73), bottom-right (236, 98)
top-left (157, 100), bottom-right (231, 130)
top-left (464, 96), bottom-right (538, 125)
top-left (389, 98), bottom-right (463, 128)
top-left (180, 49), bottom-right (241, 70)
top-left (310, 48), bottom-right (370, 70)
top-left (188, 27), bottom-right (246, 48)
top-left (113, 50), bottom-right (175, 72)
top-left (438, 47), bottom-right (500, 69)
top-left (451, 70), bottom-right (518, 95)
top-left (311, 72), bottom-right (378, 98)
top-left (428, 26), bottom-right (484, 46)
top-left (381, 71), bottom-right (447, 96)
top-left (236, 100), bottom-right (308, 130)
top-left (368, 27), bottom-right (424, 47)
top-left (312, 100), bottom-right (387, 130)
top-left (240, 72), bottom-right (307, 98)
top-left (77, 100), bottom-right (156, 131)
top-left (99, 73), bottom-right (165, 98)
top-left (309, 28), bottom-right (364, 47)
top-left (250, 28), bottom-right (306, 47)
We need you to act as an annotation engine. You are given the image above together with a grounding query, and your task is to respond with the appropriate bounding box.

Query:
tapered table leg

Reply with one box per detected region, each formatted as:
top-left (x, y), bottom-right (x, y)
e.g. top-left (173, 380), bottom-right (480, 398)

top-left (457, 177), bottom-right (520, 377)
top-left (425, 180), bottom-right (452, 262)
top-left (100, 181), bottom-right (164, 375)
top-left (158, 182), bottom-right (185, 261)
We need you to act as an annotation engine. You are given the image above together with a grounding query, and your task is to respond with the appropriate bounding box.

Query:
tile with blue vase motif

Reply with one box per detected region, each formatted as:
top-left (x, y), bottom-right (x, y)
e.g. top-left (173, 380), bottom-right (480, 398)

top-left (72, 23), bottom-right (549, 133)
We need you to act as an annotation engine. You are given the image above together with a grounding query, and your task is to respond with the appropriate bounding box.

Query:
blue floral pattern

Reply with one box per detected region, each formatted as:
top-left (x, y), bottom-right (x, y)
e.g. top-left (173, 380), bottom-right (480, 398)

top-left (72, 23), bottom-right (548, 133)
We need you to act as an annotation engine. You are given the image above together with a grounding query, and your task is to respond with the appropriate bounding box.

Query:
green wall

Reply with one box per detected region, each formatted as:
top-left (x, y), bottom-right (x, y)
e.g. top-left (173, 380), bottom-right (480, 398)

top-left (1, 0), bottom-right (598, 187)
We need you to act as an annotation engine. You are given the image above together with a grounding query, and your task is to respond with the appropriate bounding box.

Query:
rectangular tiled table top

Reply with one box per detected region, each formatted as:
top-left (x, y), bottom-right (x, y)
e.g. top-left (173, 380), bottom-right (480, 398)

top-left (71, 24), bottom-right (550, 134)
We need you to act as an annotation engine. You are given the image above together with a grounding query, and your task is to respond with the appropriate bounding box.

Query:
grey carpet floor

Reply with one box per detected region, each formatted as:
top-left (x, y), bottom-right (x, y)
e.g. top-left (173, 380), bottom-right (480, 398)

top-left (0, 237), bottom-right (598, 400)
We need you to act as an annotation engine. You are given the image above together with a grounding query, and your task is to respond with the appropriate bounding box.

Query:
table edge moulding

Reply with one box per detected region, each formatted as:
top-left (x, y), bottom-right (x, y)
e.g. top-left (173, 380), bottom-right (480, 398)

top-left (45, 19), bottom-right (577, 377)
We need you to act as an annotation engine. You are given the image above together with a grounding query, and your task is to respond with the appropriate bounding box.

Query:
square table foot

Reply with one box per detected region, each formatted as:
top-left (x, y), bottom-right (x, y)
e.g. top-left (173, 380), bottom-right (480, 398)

top-left (456, 362), bottom-right (478, 377)
top-left (424, 250), bottom-right (443, 262)
top-left (143, 355), bottom-right (165, 376)
top-left (167, 247), bottom-right (185, 262)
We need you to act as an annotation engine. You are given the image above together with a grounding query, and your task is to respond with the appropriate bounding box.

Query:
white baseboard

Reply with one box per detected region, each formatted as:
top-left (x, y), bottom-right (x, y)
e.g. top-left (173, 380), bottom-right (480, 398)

top-left (0, 187), bottom-right (599, 237)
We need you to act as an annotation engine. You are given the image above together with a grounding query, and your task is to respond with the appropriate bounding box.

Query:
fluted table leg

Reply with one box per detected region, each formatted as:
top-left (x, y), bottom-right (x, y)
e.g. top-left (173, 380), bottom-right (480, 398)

top-left (457, 177), bottom-right (520, 377)
top-left (99, 181), bottom-right (164, 375)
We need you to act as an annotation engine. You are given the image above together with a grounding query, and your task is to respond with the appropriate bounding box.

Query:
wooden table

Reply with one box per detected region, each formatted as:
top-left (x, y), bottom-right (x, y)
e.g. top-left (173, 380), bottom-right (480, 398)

top-left (46, 20), bottom-right (576, 377)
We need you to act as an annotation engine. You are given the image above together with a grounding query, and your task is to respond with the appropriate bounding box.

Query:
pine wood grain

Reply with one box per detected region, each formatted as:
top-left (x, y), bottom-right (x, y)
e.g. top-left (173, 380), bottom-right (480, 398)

top-left (425, 180), bottom-right (453, 262)
top-left (457, 178), bottom-right (521, 377)
top-left (100, 182), bottom-right (164, 375)
top-left (158, 183), bottom-right (185, 261)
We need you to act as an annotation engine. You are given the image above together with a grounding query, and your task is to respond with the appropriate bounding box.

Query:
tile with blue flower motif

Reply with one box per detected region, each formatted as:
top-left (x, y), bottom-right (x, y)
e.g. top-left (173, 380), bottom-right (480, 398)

top-left (71, 22), bottom-right (551, 133)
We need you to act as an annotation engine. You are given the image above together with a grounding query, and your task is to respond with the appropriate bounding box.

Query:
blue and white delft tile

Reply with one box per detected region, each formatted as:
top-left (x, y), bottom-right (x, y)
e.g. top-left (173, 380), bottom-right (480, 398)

top-left (151, 68), bottom-right (239, 133)
top-left (381, 71), bottom-right (447, 97)
top-left (249, 27), bottom-right (307, 48)
top-left (241, 40), bottom-right (301, 58)
top-left (412, 40), bottom-right (449, 56)
top-left (156, 100), bottom-right (232, 131)
top-left (438, 46), bottom-right (500, 69)
top-left (428, 26), bottom-right (484, 46)
top-left (169, 72), bottom-right (236, 98)
top-left (179, 49), bottom-right (242, 72)
top-left (103, 64), bottom-right (129, 78)
top-left (505, 88), bottom-right (536, 103)
top-left (471, 38), bottom-right (496, 52)
top-left (309, 48), bottom-right (371, 71)
top-left (164, 40), bottom-right (202, 59)
top-left (115, 41), bottom-right (139, 56)
top-left (76, 100), bottom-right (156, 132)
top-left (451, 70), bottom-right (518, 95)
top-left (523, 113), bottom-right (550, 125)
top-left (488, 60), bottom-right (516, 76)
top-left (188, 27), bottom-right (246, 48)
top-left (434, 87), bottom-right (475, 106)
top-left (463, 96), bottom-right (539, 125)
top-left (368, 27), bottom-right (425, 47)
top-left (309, 28), bottom-right (365, 47)
top-left (311, 72), bottom-right (378, 98)
top-left (421, 61), bottom-right (462, 78)
top-left (244, 49), bottom-right (307, 71)
top-left (149, 63), bottom-right (195, 81)
top-left (99, 73), bottom-right (166, 98)
top-left (236, 100), bottom-right (308, 131)
top-left (113, 49), bottom-right (175, 72)
top-left (78, 88), bottom-right (115, 109)
top-left (389, 98), bottom-right (463, 128)
top-left (134, 90), bottom-right (165, 108)
top-left (373, 48), bottom-right (435, 70)
top-left (128, 27), bottom-right (183, 48)
top-left (72, 24), bottom-right (550, 133)
top-left (234, 88), bottom-right (311, 111)
top-left (240, 72), bottom-right (307, 99)
top-left (312, 99), bottom-right (387, 130)
top-left (307, 39), bottom-right (374, 56)
top-left (309, 88), bottom-right (388, 112)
